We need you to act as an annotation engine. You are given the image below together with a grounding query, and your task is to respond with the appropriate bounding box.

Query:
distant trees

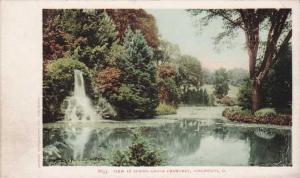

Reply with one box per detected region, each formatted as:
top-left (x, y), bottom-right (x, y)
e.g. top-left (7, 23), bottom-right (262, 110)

top-left (155, 39), bottom-right (204, 107)
top-left (181, 88), bottom-right (212, 106)
top-left (227, 68), bottom-right (248, 86)
top-left (213, 68), bottom-right (229, 99)
top-left (202, 68), bottom-right (214, 85)
top-left (154, 40), bottom-right (181, 65)
top-left (177, 55), bottom-right (203, 91)
top-left (188, 9), bottom-right (292, 112)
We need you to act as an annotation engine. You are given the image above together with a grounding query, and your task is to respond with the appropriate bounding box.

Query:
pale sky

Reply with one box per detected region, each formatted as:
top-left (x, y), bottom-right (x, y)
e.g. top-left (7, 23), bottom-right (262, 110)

top-left (146, 9), bottom-right (249, 71)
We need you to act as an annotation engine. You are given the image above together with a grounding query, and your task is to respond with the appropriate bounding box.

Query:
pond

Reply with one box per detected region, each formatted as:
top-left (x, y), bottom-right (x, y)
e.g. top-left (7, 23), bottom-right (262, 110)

top-left (43, 106), bottom-right (291, 166)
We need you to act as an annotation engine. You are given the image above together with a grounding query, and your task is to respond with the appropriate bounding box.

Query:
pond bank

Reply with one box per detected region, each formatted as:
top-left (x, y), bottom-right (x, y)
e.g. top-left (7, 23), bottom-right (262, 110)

top-left (44, 106), bottom-right (291, 130)
top-left (222, 107), bottom-right (292, 126)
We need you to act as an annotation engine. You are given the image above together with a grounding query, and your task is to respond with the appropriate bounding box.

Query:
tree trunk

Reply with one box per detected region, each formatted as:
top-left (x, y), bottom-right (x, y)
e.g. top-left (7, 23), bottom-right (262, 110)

top-left (251, 81), bottom-right (261, 112)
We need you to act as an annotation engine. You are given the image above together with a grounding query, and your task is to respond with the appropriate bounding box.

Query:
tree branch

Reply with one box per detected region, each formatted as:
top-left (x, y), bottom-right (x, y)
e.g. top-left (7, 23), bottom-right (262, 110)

top-left (272, 29), bottom-right (292, 66)
top-left (257, 10), bottom-right (291, 78)
top-left (212, 10), bottom-right (245, 30)
top-left (258, 29), bottom-right (292, 83)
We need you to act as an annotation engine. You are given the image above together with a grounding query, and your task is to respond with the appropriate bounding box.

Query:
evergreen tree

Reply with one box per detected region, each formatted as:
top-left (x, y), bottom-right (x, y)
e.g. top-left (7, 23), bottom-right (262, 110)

top-left (199, 89), bottom-right (204, 105)
top-left (262, 44), bottom-right (292, 109)
top-left (112, 28), bottom-right (159, 118)
top-left (59, 10), bottom-right (119, 70)
top-left (203, 89), bottom-right (209, 105)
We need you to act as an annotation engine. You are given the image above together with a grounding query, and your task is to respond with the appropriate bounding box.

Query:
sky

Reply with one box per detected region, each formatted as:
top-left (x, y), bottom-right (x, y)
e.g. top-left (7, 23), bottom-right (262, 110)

top-left (146, 9), bottom-right (249, 71)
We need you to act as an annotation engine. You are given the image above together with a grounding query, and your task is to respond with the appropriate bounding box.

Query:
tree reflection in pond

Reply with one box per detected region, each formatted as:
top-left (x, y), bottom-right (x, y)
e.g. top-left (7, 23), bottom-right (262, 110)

top-left (43, 120), bottom-right (291, 166)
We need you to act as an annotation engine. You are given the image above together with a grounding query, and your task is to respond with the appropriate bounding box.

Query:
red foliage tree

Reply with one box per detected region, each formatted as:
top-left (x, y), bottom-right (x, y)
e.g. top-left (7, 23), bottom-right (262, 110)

top-left (43, 10), bottom-right (72, 65)
top-left (157, 65), bottom-right (179, 105)
top-left (106, 9), bottom-right (160, 48)
top-left (95, 67), bottom-right (122, 96)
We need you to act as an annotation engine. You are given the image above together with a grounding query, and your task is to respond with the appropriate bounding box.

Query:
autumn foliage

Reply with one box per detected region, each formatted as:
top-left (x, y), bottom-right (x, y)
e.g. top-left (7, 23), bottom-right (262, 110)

top-left (157, 65), bottom-right (180, 106)
top-left (106, 9), bottom-right (159, 48)
top-left (96, 67), bottom-right (122, 95)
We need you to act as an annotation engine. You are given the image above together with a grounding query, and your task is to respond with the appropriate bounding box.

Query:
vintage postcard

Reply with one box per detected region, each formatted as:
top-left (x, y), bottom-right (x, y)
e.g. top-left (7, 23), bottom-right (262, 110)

top-left (1, 0), bottom-right (300, 178)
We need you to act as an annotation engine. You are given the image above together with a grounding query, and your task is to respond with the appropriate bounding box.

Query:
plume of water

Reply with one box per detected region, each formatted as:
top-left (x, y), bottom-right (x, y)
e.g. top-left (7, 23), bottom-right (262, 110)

top-left (63, 70), bottom-right (97, 121)
top-left (61, 70), bottom-right (117, 160)
top-left (63, 69), bottom-right (116, 121)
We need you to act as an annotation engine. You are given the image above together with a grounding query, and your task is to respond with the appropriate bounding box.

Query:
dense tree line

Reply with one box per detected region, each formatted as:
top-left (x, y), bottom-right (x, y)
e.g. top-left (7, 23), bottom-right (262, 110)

top-left (43, 9), bottom-right (205, 122)
top-left (43, 9), bottom-right (160, 121)
top-left (181, 89), bottom-right (214, 106)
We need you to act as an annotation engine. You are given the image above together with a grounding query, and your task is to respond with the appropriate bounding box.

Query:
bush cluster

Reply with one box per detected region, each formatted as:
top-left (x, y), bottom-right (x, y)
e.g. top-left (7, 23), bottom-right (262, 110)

top-left (222, 107), bottom-right (291, 126)
top-left (155, 102), bottom-right (177, 115)
top-left (111, 133), bottom-right (162, 166)
top-left (254, 108), bottom-right (277, 117)
top-left (217, 96), bottom-right (236, 106)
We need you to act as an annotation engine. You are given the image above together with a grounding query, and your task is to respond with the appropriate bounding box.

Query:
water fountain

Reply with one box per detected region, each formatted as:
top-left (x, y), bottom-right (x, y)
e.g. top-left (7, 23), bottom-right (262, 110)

top-left (63, 70), bottom-right (97, 121)
top-left (60, 69), bottom-right (116, 160)
top-left (63, 69), bottom-right (116, 121)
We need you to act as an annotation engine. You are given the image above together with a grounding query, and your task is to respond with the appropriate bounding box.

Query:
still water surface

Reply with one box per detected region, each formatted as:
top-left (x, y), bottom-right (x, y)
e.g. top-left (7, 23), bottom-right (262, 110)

top-left (43, 107), bottom-right (291, 166)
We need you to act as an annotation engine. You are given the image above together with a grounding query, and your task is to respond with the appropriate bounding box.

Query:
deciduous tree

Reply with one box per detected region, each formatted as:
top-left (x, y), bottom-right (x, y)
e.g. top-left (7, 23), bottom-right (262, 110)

top-left (106, 9), bottom-right (160, 48)
top-left (188, 9), bottom-right (292, 112)
top-left (213, 68), bottom-right (229, 99)
top-left (177, 55), bottom-right (203, 91)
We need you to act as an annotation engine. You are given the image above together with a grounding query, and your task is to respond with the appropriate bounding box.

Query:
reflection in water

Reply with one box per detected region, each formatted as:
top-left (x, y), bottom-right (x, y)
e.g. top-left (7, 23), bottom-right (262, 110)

top-left (63, 127), bottom-right (93, 160)
top-left (254, 128), bottom-right (276, 139)
top-left (43, 120), bottom-right (291, 166)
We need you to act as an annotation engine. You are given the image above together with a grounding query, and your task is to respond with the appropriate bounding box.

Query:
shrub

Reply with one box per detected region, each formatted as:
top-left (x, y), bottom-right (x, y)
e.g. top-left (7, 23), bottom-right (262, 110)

top-left (219, 96), bottom-right (236, 106)
top-left (208, 94), bottom-right (215, 106)
top-left (254, 108), bottom-right (277, 117)
top-left (111, 133), bottom-right (162, 166)
top-left (237, 78), bottom-right (252, 109)
top-left (155, 103), bottom-right (177, 115)
top-left (109, 84), bottom-right (156, 119)
top-left (222, 106), bottom-right (252, 117)
top-left (43, 58), bottom-right (94, 122)
top-left (222, 106), bottom-right (242, 116)
top-left (223, 107), bottom-right (290, 125)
